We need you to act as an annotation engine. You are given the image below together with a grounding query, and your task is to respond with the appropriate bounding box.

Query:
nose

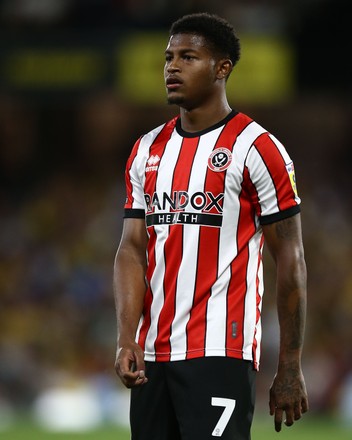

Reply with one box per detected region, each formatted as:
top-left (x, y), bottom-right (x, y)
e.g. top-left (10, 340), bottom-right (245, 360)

top-left (166, 57), bottom-right (180, 73)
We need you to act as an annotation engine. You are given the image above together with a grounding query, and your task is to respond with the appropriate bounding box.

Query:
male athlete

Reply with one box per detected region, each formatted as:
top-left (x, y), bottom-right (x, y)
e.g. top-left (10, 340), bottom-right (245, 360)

top-left (114, 12), bottom-right (308, 440)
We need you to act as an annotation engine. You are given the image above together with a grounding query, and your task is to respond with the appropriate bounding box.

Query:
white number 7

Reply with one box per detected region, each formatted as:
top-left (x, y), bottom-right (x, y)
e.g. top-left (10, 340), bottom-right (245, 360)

top-left (211, 397), bottom-right (236, 437)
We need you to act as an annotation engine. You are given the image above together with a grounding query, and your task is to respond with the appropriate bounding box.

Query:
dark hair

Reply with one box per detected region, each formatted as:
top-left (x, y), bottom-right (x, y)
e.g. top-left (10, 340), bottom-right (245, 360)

top-left (169, 12), bottom-right (241, 67)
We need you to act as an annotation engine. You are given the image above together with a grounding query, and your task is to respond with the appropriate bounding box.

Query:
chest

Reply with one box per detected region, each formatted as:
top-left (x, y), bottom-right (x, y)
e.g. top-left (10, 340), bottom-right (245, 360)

top-left (142, 135), bottom-right (244, 215)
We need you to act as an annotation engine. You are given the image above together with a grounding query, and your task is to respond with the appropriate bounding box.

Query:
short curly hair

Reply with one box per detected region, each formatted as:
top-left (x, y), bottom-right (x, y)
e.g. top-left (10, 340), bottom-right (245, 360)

top-left (169, 12), bottom-right (241, 67)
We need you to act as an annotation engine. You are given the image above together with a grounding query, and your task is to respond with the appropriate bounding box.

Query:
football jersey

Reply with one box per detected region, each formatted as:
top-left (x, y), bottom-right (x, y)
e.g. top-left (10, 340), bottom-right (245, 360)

top-left (123, 110), bottom-right (300, 369)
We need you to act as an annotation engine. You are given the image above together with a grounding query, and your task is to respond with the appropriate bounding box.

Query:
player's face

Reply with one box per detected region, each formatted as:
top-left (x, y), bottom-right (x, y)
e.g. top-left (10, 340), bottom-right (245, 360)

top-left (164, 33), bottom-right (220, 110)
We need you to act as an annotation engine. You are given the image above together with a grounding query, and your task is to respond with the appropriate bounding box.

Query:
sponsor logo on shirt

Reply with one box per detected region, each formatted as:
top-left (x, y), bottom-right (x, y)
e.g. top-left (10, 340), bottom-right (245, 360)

top-left (146, 155), bottom-right (161, 172)
top-left (144, 191), bottom-right (224, 213)
top-left (146, 211), bottom-right (222, 227)
top-left (144, 191), bottom-right (224, 227)
top-left (208, 148), bottom-right (232, 172)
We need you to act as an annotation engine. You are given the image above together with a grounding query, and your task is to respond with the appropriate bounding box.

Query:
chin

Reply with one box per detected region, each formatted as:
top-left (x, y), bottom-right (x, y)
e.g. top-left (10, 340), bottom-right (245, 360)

top-left (167, 95), bottom-right (184, 106)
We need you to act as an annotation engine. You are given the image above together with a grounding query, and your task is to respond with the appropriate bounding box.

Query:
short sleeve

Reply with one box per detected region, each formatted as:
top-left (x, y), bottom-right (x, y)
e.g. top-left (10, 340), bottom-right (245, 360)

top-left (124, 137), bottom-right (146, 218)
top-left (244, 132), bottom-right (301, 225)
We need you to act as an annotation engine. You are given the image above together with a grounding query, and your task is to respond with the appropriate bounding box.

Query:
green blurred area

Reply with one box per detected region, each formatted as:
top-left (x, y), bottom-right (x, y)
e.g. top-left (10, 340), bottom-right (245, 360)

top-left (1, 415), bottom-right (352, 440)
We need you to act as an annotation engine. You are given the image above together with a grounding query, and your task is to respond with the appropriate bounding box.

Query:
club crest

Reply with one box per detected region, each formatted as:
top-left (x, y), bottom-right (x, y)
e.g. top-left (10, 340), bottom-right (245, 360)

top-left (208, 148), bottom-right (232, 172)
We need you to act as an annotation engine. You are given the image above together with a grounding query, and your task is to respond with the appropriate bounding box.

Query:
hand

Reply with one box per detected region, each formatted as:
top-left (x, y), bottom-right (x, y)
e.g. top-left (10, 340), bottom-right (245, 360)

top-left (115, 342), bottom-right (148, 388)
top-left (269, 364), bottom-right (309, 432)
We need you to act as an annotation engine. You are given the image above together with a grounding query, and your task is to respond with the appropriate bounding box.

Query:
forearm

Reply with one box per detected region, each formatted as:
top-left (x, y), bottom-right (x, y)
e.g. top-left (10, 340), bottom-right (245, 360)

top-left (113, 243), bottom-right (147, 346)
top-left (263, 214), bottom-right (307, 366)
top-left (270, 258), bottom-right (309, 432)
top-left (276, 253), bottom-right (307, 367)
top-left (113, 225), bottom-right (149, 387)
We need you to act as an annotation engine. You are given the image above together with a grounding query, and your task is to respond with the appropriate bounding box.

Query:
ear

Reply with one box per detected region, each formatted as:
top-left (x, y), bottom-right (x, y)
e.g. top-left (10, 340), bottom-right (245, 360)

top-left (216, 58), bottom-right (233, 80)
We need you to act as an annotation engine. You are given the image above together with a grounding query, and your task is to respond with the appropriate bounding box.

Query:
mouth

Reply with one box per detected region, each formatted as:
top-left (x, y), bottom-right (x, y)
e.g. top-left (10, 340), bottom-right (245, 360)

top-left (165, 76), bottom-right (183, 90)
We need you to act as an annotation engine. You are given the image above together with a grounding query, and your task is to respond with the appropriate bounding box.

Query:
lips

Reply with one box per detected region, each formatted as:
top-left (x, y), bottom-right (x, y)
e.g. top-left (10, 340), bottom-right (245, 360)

top-left (166, 76), bottom-right (183, 89)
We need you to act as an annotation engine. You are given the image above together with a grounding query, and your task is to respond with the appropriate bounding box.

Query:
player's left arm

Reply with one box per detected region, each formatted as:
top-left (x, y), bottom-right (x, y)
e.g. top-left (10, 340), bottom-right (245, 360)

top-left (262, 213), bottom-right (309, 432)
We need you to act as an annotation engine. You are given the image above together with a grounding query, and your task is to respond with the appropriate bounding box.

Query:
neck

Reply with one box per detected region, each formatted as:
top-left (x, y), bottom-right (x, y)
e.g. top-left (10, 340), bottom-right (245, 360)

top-left (179, 99), bottom-right (232, 133)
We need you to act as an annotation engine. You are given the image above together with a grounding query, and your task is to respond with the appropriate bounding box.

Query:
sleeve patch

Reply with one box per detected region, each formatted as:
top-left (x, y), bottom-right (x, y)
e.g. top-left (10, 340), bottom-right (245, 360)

top-left (286, 162), bottom-right (298, 196)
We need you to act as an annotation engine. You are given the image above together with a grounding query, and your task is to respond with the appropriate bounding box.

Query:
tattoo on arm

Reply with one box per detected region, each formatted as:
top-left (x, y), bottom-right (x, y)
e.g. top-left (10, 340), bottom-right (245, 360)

top-left (275, 217), bottom-right (298, 240)
top-left (274, 360), bottom-right (304, 396)
top-left (269, 215), bottom-right (306, 352)
top-left (288, 302), bottom-right (305, 349)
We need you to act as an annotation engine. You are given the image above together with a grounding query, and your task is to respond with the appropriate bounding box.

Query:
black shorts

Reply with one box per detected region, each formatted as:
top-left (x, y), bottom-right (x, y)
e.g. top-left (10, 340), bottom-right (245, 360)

top-left (130, 357), bottom-right (256, 440)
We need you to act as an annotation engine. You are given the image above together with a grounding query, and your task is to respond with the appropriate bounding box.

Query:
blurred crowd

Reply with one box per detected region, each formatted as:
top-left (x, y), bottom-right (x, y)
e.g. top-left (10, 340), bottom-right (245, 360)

top-left (0, 0), bottom-right (351, 428)
top-left (0, 0), bottom-right (290, 31)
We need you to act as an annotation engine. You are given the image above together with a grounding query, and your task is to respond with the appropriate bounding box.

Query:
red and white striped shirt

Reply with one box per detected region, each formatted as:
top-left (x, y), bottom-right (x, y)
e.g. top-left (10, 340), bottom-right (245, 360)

top-left (124, 110), bottom-right (300, 369)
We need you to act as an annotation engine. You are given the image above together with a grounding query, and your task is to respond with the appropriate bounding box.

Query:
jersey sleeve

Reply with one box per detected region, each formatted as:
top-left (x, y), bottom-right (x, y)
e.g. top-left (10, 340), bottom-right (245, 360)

top-left (244, 132), bottom-right (301, 225)
top-left (124, 136), bottom-right (146, 219)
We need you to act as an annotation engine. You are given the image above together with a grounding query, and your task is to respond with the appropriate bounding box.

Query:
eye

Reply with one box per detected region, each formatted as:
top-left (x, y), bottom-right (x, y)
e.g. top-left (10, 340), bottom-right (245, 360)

top-left (183, 55), bottom-right (194, 60)
top-left (165, 52), bottom-right (176, 62)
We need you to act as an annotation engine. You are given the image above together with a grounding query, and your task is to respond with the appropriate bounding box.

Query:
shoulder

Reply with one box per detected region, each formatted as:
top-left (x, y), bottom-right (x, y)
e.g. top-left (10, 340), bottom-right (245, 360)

top-left (231, 112), bottom-right (269, 154)
top-left (140, 116), bottom-right (179, 146)
top-left (236, 112), bottom-right (287, 154)
top-left (128, 116), bottom-right (179, 166)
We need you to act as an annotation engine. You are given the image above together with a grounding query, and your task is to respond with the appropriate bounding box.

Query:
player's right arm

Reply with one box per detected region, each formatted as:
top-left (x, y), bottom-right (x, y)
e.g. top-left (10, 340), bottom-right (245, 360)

top-left (113, 217), bottom-right (149, 388)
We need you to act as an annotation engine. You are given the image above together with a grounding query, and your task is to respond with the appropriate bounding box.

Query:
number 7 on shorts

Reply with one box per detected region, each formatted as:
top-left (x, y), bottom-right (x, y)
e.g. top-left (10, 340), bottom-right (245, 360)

top-left (211, 397), bottom-right (236, 437)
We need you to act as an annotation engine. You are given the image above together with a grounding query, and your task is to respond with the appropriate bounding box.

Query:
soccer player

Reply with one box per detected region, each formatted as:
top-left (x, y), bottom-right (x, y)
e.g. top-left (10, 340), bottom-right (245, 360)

top-left (113, 12), bottom-right (308, 440)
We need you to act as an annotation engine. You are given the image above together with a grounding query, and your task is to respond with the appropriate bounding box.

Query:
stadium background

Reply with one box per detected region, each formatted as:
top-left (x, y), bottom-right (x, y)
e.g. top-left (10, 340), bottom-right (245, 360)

top-left (0, 0), bottom-right (351, 436)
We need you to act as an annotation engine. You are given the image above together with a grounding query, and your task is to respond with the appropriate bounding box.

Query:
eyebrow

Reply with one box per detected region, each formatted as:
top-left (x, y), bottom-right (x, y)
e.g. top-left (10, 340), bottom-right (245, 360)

top-left (165, 47), bottom-right (199, 55)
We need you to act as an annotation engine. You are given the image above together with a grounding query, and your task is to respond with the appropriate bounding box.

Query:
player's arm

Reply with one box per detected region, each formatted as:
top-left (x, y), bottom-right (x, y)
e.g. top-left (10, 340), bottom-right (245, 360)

top-left (113, 217), bottom-right (149, 388)
top-left (262, 213), bottom-right (309, 432)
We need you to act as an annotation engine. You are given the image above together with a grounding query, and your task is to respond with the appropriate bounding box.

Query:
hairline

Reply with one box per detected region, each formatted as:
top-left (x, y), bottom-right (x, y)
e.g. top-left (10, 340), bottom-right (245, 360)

top-left (168, 31), bottom-right (229, 61)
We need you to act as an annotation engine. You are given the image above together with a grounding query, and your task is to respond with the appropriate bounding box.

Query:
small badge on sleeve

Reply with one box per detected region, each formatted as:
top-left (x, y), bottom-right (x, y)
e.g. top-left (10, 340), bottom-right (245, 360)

top-left (286, 162), bottom-right (298, 196)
